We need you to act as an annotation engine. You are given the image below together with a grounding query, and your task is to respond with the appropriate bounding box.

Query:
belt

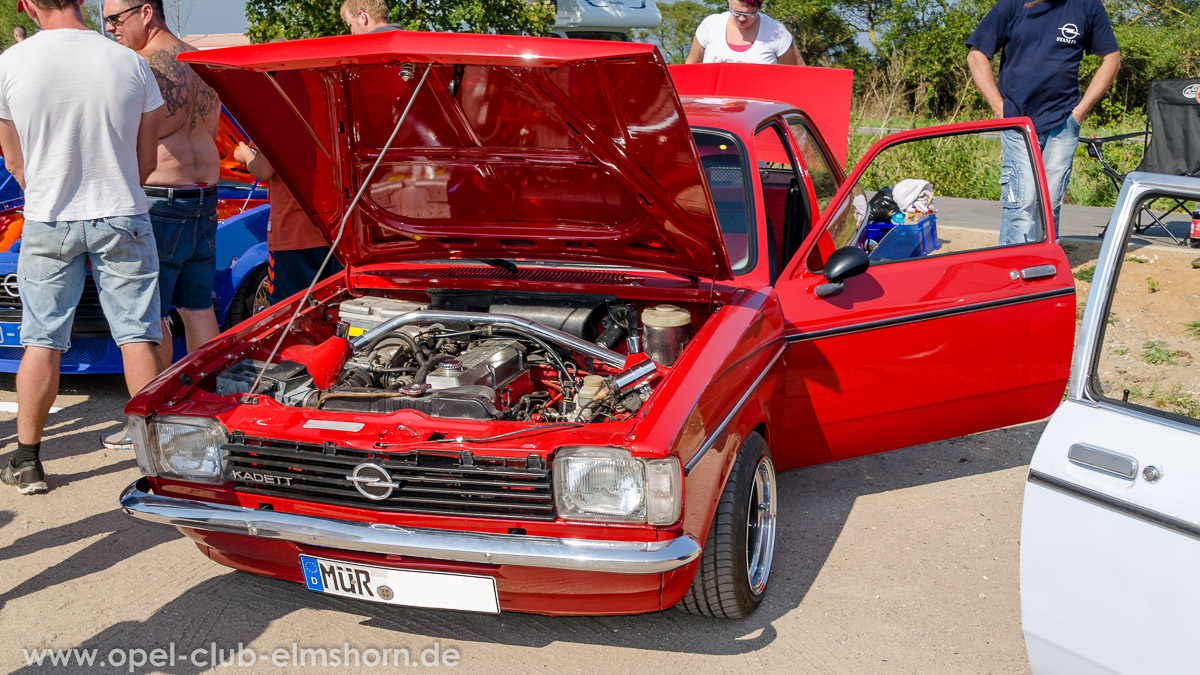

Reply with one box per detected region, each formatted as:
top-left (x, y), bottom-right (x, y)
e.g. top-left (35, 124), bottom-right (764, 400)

top-left (143, 185), bottom-right (217, 199)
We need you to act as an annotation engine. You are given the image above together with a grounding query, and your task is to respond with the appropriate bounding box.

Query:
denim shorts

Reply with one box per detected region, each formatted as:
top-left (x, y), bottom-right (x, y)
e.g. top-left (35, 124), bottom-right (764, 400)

top-left (149, 193), bottom-right (219, 318)
top-left (18, 215), bottom-right (162, 350)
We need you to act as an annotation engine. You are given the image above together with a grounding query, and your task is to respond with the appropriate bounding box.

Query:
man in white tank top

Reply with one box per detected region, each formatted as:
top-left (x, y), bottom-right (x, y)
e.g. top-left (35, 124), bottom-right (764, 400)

top-left (0, 0), bottom-right (164, 495)
top-left (686, 0), bottom-right (804, 65)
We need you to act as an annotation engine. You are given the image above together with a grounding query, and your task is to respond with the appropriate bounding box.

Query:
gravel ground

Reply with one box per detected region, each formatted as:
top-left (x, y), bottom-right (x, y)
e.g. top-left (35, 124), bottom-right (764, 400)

top-left (0, 372), bottom-right (1041, 674)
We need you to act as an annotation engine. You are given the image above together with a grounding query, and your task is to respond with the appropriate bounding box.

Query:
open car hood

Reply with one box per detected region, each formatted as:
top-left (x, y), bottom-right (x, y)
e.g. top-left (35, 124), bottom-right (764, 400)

top-left (180, 32), bottom-right (730, 280)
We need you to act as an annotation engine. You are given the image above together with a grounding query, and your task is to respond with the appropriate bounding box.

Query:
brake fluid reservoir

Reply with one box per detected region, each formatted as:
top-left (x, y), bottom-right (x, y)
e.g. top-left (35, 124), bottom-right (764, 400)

top-left (641, 304), bottom-right (693, 366)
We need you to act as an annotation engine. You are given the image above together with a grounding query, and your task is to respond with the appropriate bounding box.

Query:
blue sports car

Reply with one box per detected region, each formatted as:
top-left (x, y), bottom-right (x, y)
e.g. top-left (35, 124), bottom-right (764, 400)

top-left (0, 112), bottom-right (272, 374)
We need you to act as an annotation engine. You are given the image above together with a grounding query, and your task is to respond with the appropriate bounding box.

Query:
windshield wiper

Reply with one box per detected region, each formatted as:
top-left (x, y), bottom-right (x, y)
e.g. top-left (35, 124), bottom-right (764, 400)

top-left (477, 258), bottom-right (518, 274)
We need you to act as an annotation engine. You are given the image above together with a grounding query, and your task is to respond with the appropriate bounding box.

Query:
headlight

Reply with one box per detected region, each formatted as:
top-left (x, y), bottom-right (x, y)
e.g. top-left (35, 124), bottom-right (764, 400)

top-left (145, 415), bottom-right (227, 483)
top-left (553, 447), bottom-right (681, 525)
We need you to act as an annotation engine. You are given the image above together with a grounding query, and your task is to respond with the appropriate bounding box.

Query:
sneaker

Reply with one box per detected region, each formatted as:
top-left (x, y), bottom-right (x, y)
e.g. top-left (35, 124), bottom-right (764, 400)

top-left (1, 459), bottom-right (48, 495)
top-left (100, 424), bottom-right (133, 450)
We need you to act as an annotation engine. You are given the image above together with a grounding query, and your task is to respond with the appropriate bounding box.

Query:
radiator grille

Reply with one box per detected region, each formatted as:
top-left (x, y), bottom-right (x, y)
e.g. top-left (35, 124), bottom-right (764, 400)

top-left (0, 275), bottom-right (105, 312)
top-left (225, 435), bottom-right (555, 521)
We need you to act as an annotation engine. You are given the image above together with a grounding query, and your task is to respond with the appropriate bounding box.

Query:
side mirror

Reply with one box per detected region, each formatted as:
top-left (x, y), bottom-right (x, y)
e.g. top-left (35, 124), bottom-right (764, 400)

top-left (816, 246), bottom-right (870, 298)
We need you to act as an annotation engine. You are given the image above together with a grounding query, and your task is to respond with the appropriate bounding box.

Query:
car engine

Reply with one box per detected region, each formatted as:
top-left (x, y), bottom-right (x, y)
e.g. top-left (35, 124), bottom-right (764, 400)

top-left (214, 292), bottom-right (686, 424)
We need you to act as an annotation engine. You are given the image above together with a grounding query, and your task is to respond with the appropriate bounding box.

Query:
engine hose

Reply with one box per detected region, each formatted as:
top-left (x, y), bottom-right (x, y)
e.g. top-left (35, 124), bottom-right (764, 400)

top-left (414, 353), bottom-right (457, 384)
top-left (387, 332), bottom-right (426, 367)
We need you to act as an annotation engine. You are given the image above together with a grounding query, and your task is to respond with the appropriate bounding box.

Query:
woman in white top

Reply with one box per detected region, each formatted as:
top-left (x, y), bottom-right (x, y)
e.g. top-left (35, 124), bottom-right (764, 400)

top-left (685, 0), bottom-right (804, 65)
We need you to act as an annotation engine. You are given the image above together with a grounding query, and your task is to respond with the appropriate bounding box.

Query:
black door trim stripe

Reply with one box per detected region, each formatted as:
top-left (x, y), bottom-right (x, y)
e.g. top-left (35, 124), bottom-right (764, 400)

top-left (1027, 469), bottom-right (1200, 542)
top-left (784, 287), bottom-right (1074, 343)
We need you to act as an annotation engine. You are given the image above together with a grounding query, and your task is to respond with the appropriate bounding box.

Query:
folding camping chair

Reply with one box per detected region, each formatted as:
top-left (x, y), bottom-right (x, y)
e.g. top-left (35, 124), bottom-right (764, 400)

top-left (1081, 77), bottom-right (1200, 244)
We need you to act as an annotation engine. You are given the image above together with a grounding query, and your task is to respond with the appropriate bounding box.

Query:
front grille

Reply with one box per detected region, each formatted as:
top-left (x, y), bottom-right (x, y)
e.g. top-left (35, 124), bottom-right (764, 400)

top-left (225, 435), bottom-right (555, 521)
top-left (0, 275), bottom-right (105, 312)
top-left (0, 336), bottom-right (113, 364)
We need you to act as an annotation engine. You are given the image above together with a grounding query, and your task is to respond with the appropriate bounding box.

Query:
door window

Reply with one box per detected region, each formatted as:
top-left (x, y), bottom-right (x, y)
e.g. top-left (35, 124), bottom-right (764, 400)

top-left (693, 128), bottom-right (755, 275)
top-left (1090, 192), bottom-right (1199, 423)
top-left (755, 124), bottom-right (809, 275)
top-left (806, 127), bottom-right (1047, 273)
top-left (785, 117), bottom-right (839, 212)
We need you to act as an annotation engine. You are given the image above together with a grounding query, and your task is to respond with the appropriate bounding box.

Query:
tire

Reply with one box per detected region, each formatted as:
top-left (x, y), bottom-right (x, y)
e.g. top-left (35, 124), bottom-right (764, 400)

top-left (1189, 238), bottom-right (1200, 249)
top-left (224, 265), bottom-right (271, 329)
top-left (677, 432), bottom-right (778, 618)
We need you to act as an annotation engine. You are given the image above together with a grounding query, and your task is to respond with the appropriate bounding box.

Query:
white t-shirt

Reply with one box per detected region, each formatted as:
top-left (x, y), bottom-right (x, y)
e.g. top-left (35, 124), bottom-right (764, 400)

top-left (0, 30), bottom-right (163, 222)
top-left (695, 12), bottom-right (794, 64)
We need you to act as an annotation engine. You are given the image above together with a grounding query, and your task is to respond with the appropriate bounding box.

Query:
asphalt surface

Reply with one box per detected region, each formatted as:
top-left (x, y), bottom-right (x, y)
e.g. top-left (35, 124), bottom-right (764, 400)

top-left (938, 196), bottom-right (1197, 246)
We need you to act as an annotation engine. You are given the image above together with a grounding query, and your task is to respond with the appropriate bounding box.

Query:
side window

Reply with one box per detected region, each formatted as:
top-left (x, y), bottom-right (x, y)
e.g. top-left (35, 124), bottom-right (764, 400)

top-left (692, 129), bottom-right (755, 275)
top-left (755, 124), bottom-right (809, 274)
top-left (786, 117), bottom-right (839, 212)
top-left (1091, 193), bottom-right (1198, 422)
top-left (807, 127), bottom-right (1047, 273)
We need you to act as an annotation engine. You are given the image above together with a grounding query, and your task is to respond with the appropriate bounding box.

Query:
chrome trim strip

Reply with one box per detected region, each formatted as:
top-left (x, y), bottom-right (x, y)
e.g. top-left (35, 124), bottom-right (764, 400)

top-left (1067, 443), bottom-right (1137, 480)
top-left (683, 343), bottom-right (785, 475)
top-left (350, 310), bottom-right (625, 368)
top-left (120, 479), bottom-right (699, 574)
top-left (784, 287), bottom-right (1074, 343)
top-left (1027, 470), bottom-right (1200, 542)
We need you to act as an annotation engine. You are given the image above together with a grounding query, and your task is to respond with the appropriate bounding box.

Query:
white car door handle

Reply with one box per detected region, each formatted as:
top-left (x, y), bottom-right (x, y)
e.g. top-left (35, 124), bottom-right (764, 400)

top-left (1019, 264), bottom-right (1057, 281)
top-left (1068, 443), bottom-right (1138, 480)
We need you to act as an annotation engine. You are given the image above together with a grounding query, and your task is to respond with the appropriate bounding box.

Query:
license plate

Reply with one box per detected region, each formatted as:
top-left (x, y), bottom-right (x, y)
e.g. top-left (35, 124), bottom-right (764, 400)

top-left (299, 555), bottom-right (500, 614)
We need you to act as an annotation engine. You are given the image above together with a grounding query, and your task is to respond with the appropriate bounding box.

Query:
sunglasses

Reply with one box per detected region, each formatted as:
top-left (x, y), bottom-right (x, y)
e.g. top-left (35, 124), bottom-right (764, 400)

top-left (104, 4), bottom-right (147, 28)
top-left (729, 7), bottom-right (760, 18)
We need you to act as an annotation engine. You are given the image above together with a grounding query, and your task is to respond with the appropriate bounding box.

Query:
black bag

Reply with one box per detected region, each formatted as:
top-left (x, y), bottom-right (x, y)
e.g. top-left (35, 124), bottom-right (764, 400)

top-left (867, 186), bottom-right (899, 223)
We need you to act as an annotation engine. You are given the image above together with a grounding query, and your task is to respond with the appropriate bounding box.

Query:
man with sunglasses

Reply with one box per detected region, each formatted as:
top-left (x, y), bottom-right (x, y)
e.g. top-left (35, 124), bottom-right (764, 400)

top-left (686, 0), bottom-right (803, 65)
top-left (101, 1), bottom-right (222, 449)
top-left (0, 0), bottom-right (165, 494)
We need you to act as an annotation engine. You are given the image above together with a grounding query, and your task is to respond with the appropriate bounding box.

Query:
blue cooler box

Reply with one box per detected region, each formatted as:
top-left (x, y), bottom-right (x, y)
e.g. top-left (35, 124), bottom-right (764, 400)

top-left (867, 214), bottom-right (939, 261)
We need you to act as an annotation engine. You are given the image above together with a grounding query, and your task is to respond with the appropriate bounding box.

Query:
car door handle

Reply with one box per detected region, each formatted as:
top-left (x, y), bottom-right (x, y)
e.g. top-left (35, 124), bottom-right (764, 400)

top-left (1068, 443), bottom-right (1138, 480)
top-left (1017, 264), bottom-right (1057, 281)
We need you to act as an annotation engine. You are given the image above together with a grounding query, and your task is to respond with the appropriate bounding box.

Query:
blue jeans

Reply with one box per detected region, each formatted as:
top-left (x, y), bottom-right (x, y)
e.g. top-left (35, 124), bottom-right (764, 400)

top-left (18, 215), bottom-right (162, 349)
top-left (148, 193), bottom-right (218, 318)
top-left (999, 116), bottom-right (1080, 245)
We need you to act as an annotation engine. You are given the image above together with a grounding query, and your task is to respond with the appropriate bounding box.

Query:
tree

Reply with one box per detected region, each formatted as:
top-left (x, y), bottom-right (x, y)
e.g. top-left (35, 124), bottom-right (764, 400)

top-left (165, 0), bottom-right (196, 35)
top-left (246, 0), bottom-right (555, 43)
top-left (0, 0), bottom-right (102, 50)
top-left (631, 0), bottom-right (712, 64)
top-left (768, 0), bottom-right (866, 67)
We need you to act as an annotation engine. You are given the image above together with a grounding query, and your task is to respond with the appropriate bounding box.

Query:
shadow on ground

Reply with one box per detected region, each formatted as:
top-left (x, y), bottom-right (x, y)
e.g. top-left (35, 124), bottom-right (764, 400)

top-left (9, 421), bottom-right (1042, 670)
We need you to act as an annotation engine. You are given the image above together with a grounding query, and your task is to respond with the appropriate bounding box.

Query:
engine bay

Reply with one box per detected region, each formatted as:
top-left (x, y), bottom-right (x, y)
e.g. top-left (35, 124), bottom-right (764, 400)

top-left (213, 290), bottom-right (699, 424)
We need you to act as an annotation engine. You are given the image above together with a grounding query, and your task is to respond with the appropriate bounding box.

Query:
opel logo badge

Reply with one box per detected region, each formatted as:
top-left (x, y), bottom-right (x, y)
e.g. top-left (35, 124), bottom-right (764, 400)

top-left (346, 462), bottom-right (398, 500)
top-left (1184, 84), bottom-right (1199, 100)
top-left (1058, 23), bottom-right (1080, 41)
top-left (1, 273), bottom-right (18, 299)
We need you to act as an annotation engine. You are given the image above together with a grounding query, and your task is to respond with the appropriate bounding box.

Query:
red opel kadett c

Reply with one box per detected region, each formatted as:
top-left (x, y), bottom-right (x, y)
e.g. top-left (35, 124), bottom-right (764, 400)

top-left (119, 32), bottom-right (1075, 617)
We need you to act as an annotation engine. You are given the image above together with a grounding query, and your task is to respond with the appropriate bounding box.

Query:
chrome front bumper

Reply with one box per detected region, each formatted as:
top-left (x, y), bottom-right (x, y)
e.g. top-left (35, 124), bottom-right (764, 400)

top-left (120, 479), bottom-right (701, 574)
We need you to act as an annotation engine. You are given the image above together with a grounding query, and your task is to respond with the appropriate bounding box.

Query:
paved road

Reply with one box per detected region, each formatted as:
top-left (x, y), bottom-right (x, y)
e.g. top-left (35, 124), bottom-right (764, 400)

top-left (938, 196), bottom-right (1196, 246)
top-left (0, 375), bottom-right (1043, 674)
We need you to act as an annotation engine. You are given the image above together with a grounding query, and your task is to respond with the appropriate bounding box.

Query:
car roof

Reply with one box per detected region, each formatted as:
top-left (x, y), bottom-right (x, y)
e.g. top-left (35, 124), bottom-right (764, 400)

top-left (681, 97), bottom-right (800, 137)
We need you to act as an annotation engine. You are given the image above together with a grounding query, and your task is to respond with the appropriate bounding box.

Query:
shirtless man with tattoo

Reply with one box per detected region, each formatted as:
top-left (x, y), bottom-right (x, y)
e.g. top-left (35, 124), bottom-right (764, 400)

top-left (103, 0), bottom-right (220, 447)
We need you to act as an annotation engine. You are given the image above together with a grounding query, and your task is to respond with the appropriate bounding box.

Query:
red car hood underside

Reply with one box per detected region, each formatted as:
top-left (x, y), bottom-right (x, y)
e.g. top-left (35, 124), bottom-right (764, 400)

top-left (180, 32), bottom-right (731, 280)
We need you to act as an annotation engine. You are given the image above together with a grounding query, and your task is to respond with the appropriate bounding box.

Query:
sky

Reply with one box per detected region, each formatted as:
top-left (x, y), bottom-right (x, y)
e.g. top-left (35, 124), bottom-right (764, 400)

top-left (176, 0), bottom-right (249, 36)
top-left (85, 0), bottom-right (249, 36)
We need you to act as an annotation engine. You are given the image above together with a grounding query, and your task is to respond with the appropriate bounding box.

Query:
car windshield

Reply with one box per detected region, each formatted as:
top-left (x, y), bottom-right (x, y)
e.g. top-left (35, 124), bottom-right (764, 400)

top-left (692, 128), bottom-right (754, 275)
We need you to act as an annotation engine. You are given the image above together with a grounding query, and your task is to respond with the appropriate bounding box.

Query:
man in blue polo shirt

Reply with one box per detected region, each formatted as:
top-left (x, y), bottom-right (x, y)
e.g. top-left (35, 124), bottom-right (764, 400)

top-left (967, 0), bottom-right (1120, 245)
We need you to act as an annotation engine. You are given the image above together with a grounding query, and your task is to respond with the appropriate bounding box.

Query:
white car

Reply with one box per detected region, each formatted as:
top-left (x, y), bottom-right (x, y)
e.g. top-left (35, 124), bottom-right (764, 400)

top-left (1021, 171), bottom-right (1200, 673)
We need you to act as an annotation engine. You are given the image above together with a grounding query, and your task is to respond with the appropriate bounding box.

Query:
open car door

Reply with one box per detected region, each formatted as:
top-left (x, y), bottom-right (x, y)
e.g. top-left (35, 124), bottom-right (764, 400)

top-left (1021, 172), bottom-right (1200, 674)
top-left (769, 119), bottom-right (1075, 468)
